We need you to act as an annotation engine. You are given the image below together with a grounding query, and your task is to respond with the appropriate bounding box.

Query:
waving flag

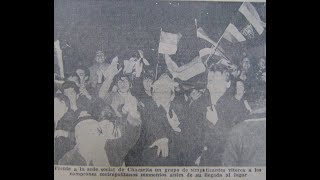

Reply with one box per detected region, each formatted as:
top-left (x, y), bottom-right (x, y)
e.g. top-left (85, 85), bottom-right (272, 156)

top-left (158, 30), bottom-right (182, 55)
top-left (164, 54), bottom-right (206, 81)
top-left (54, 40), bottom-right (64, 78)
top-left (223, 23), bottom-right (246, 43)
top-left (223, 2), bottom-right (265, 43)
top-left (239, 2), bottom-right (266, 35)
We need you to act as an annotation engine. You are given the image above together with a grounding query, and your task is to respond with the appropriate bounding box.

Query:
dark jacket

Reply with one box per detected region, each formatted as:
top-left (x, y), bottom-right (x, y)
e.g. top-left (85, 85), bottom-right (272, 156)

top-left (222, 118), bottom-right (266, 166)
top-left (201, 94), bottom-right (250, 166)
top-left (58, 147), bottom-right (93, 166)
top-left (135, 96), bottom-right (188, 166)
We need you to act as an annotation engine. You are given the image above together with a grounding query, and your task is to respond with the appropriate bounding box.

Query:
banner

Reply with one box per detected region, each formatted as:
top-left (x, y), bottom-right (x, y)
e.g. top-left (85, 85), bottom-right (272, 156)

top-left (223, 23), bottom-right (246, 43)
top-left (54, 40), bottom-right (64, 79)
top-left (239, 2), bottom-right (266, 35)
top-left (158, 30), bottom-right (182, 55)
top-left (223, 2), bottom-right (265, 43)
top-left (165, 55), bottom-right (206, 81)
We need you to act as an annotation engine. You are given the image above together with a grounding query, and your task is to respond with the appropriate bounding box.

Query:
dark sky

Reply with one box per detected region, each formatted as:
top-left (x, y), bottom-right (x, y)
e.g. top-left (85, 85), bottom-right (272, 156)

top-left (54, 0), bottom-right (266, 73)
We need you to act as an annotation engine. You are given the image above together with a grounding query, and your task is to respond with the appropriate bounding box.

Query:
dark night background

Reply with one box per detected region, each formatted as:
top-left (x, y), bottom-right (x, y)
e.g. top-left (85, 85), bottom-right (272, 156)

top-left (54, 0), bottom-right (266, 74)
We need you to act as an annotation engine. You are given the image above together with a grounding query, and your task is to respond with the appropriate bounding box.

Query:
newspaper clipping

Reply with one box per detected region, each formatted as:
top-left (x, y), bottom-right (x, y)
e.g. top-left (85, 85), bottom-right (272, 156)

top-left (54, 0), bottom-right (266, 179)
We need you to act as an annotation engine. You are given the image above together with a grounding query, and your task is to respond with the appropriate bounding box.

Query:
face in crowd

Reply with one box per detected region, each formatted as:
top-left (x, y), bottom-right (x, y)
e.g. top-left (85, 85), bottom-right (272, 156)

top-left (207, 68), bottom-right (231, 104)
top-left (152, 74), bottom-right (176, 107)
top-left (76, 68), bottom-right (88, 85)
top-left (241, 57), bottom-right (251, 72)
top-left (258, 58), bottom-right (266, 70)
top-left (95, 51), bottom-right (106, 64)
top-left (117, 76), bottom-right (130, 93)
top-left (75, 120), bottom-right (106, 152)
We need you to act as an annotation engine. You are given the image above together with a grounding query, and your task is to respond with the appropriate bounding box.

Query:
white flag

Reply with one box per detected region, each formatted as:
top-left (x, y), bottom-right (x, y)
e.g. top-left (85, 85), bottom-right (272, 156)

top-left (158, 30), bottom-right (182, 55)
top-left (239, 2), bottom-right (265, 35)
top-left (165, 55), bottom-right (206, 81)
top-left (54, 40), bottom-right (64, 78)
top-left (223, 23), bottom-right (246, 43)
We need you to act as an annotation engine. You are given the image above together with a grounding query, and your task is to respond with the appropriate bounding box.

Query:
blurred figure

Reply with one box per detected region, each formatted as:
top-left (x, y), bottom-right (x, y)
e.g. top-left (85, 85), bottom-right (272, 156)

top-left (239, 57), bottom-right (253, 82)
top-left (137, 73), bottom-right (188, 166)
top-left (182, 86), bottom-right (212, 166)
top-left (98, 105), bottom-right (142, 166)
top-left (201, 64), bottom-right (234, 166)
top-left (222, 98), bottom-right (266, 166)
top-left (58, 119), bottom-right (116, 166)
top-left (98, 56), bottom-right (142, 166)
top-left (54, 94), bottom-right (76, 164)
top-left (89, 50), bottom-right (110, 89)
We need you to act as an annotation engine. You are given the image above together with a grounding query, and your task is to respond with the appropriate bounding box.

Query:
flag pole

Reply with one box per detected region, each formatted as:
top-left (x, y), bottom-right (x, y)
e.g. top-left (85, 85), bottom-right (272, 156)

top-left (195, 18), bottom-right (198, 34)
top-left (204, 25), bottom-right (228, 66)
top-left (155, 28), bottom-right (162, 80)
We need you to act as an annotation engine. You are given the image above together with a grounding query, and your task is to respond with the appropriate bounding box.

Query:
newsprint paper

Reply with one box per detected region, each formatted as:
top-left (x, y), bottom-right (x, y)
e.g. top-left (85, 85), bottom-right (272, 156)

top-left (54, 0), bottom-right (266, 179)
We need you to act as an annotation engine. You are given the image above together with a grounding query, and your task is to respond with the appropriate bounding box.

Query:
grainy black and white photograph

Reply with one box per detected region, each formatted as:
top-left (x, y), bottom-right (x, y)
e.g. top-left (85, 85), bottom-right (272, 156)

top-left (54, 0), bottom-right (266, 168)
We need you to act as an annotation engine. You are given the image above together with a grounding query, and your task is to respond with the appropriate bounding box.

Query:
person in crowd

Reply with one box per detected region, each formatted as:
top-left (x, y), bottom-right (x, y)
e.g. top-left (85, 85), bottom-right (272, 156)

top-left (54, 94), bottom-right (75, 164)
top-left (200, 63), bottom-right (234, 166)
top-left (98, 56), bottom-right (142, 165)
top-left (239, 57), bottom-right (252, 82)
top-left (55, 81), bottom-right (88, 155)
top-left (226, 80), bottom-right (251, 125)
top-left (248, 57), bottom-right (266, 102)
top-left (89, 50), bottom-right (110, 90)
top-left (136, 73), bottom-right (189, 166)
top-left (59, 119), bottom-right (118, 166)
top-left (181, 84), bottom-right (212, 166)
top-left (98, 56), bottom-right (141, 126)
top-left (222, 98), bottom-right (266, 166)
top-left (124, 72), bottom-right (155, 166)
top-left (96, 105), bottom-right (142, 166)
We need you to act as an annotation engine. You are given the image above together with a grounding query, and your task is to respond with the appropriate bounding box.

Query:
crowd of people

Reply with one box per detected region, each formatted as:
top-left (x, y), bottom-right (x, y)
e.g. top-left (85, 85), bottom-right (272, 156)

top-left (54, 48), bottom-right (266, 167)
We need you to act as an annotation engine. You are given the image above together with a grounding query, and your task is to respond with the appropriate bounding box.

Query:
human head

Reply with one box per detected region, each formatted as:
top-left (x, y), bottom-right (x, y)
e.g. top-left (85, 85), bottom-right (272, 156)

top-left (66, 74), bottom-right (80, 87)
top-left (241, 57), bottom-right (251, 71)
top-left (99, 120), bottom-right (120, 140)
top-left (76, 67), bottom-right (89, 85)
top-left (75, 120), bottom-right (106, 152)
top-left (207, 64), bottom-right (231, 104)
top-left (99, 105), bottom-right (117, 122)
top-left (95, 50), bottom-right (106, 64)
top-left (61, 81), bottom-right (79, 103)
top-left (152, 73), bottom-right (177, 107)
top-left (116, 75), bottom-right (131, 93)
top-left (54, 94), bottom-right (70, 124)
top-left (258, 57), bottom-right (266, 70)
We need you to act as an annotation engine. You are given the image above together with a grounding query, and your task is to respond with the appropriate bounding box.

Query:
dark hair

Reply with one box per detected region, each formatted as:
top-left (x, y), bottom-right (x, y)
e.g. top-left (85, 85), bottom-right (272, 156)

top-left (99, 105), bottom-right (117, 122)
top-left (76, 65), bottom-right (90, 76)
top-left (54, 93), bottom-right (70, 109)
top-left (61, 81), bottom-right (79, 94)
top-left (113, 74), bottom-right (132, 88)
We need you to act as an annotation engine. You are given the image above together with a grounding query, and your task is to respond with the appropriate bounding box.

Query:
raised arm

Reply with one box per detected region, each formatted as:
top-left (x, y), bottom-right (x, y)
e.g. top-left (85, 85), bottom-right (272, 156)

top-left (98, 56), bottom-right (122, 99)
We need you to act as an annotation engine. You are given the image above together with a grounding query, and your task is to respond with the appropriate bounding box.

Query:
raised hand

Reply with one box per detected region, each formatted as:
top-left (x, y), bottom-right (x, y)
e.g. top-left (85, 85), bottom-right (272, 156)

top-left (104, 56), bottom-right (122, 78)
top-left (149, 138), bottom-right (169, 158)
